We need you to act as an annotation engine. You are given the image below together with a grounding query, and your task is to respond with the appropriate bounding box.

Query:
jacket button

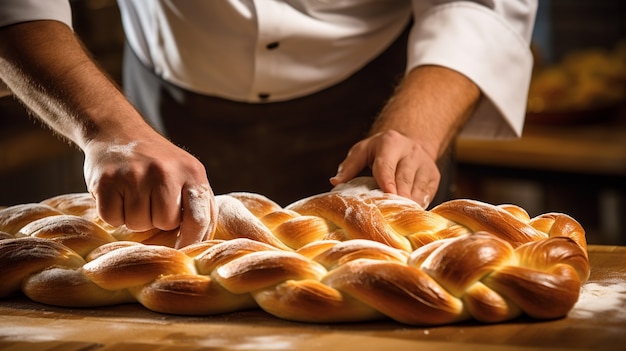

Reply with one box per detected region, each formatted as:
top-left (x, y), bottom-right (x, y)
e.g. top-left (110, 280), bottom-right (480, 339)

top-left (266, 41), bottom-right (280, 50)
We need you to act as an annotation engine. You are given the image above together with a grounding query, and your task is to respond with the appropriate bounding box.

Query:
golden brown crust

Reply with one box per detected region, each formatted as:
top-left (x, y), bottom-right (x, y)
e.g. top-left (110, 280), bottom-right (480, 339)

top-left (213, 251), bottom-right (327, 294)
top-left (0, 230), bottom-right (13, 240)
top-left (134, 274), bottom-right (256, 315)
top-left (462, 281), bottom-right (521, 323)
top-left (286, 192), bottom-right (412, 251)
top-left (18, 215), bottom-right (117, 257)
top-left (515, 236), bottom-right (590, 282)
top-left (193, 238), bottom-right (280, 274)
top-left (0, 204), bottom-right (63, 235)
top-left (530, 213), bottom-right (588, 252)
top-left (213, 195), bottom-right (292, 250)
top-left (253, 279), bottom-right (383, 323)
top-left (310, 239), bottom-right (408, 270)
top-left (483, 264), bottom-right (583, 319)
top-left (322, 259), bottom-right (466, 325)
top-left (85, 241), bottom-right (143, 261)
top-left (418, 232), bottom-right (516, 297)
top-left (265, 213), bottom-right (331, 249)
top-left (23, 267), bottom-right (134, 307)
top-left (431, 199), bottom-right (544, 246)
top-left (40, 193), bottom-right (98, 219)
top-left (0, 178), bottom-right (590, 326)
top-left (0, 237), bottom-right (85, 297)
top-left (81, 245), bottom-right (196, 290)
top-left (227, 192), bottom-right (282, 217)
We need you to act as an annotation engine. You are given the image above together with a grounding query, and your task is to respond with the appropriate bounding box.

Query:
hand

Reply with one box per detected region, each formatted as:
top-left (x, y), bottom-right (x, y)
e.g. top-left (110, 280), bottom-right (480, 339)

top-left (83, 134), bottom-right (217, 248)
top-left (329, 66), bottom-right (480, 208)
top-left (330, 130), bottom-right (440, 208)
top-left (0, 20), bottom-right (216, 247)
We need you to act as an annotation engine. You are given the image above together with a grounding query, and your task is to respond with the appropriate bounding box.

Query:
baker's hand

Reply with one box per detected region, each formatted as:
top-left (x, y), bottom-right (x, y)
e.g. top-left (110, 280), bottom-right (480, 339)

top-left (330, 130), bottom-right (440, 208)
top-left (82, 136), bottom-right (217, 248)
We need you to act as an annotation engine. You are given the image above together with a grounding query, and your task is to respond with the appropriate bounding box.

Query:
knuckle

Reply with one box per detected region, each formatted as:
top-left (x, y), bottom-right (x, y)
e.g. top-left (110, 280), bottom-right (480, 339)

top-left (378, 129), bottom-right (403, 143)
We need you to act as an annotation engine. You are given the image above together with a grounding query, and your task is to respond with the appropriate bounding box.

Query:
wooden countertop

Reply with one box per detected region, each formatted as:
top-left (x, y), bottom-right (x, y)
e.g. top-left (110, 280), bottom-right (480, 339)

top-left (0, 245), bottom-right (624, 351)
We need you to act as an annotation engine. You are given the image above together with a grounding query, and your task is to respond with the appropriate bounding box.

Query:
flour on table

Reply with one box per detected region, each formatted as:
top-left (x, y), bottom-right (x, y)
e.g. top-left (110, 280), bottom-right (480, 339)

top-left (569, 280), bottom-right (626, 321)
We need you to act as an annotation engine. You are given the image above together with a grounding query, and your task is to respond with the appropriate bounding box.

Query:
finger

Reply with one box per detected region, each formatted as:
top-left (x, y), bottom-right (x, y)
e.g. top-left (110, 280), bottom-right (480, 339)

top-left (90, 185), bottom-right (124, 228)
top-left (176, 184), bottom-right (214, 248)
top-left (411, 178), bottom-right (439, 209)
top-left (370, 143), bottom-right (405, 195)
top-left (151, 184), bottom-right (183, 231)
top-left (410, 163), bottom-right (440, 209)
top-left (123, 184), bottom-right (154, 231)
top-left (393, 156), bottom-right (420, 199)
top-left (205, 190), bottom-right (219, 241)
top-left (329, 141), bottom-right (370, 186)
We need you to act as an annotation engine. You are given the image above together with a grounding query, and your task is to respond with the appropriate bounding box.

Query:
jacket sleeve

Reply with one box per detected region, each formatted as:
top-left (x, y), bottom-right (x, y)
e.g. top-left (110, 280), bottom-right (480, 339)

top-left (408, 0), bottom-right (538, 139)
top-left (0, 0), bottom-right (72, 28)
top-left (0, 0), bottom-right (73, 97)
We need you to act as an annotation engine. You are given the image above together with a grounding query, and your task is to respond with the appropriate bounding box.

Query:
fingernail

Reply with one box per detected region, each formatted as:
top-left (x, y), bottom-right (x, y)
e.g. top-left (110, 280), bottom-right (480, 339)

top-left (421, 194), bottom-right (431, 209)
top-left (330, 168), bottom-right (343, 184)
top-left (336, 165), bottom-right (344, 175)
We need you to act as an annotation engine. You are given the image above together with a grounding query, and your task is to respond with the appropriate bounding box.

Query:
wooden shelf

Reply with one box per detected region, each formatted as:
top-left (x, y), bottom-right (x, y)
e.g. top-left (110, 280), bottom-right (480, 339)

top-left (456, 111), bottom-right (626, 177)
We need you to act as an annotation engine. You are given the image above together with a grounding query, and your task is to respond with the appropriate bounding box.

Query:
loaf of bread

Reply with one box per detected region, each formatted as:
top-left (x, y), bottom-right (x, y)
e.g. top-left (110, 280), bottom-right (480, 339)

top-left (0, 177), bottom-right (589, 325)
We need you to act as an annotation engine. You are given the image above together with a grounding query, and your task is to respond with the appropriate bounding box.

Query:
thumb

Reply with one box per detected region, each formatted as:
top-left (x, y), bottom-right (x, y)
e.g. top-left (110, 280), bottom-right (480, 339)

top-left (330, 146), bottom-right (369, 186)
top-left (175, 184), bottom-right (214, 248)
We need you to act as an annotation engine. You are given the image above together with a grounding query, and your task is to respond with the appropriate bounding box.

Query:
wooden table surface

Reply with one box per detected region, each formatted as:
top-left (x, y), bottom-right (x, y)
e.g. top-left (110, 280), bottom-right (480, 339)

top-left (0, 245), bottom-right (624, 351)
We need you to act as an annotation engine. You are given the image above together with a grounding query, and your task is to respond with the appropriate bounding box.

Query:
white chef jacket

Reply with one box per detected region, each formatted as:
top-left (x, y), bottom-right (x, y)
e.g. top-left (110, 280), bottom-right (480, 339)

top-left (0, 0), bottom-right (537, 139)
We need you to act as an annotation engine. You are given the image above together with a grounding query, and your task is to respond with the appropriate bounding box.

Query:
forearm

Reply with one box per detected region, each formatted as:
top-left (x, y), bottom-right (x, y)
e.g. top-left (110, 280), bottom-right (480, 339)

top-left (371, 65), bottom-right (481, 160)
top-left (0, 20), bottom-right (149, 149)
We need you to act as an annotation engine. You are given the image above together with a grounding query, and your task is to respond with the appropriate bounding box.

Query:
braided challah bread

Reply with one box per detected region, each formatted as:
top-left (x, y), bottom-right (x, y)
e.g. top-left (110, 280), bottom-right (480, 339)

top-left (0, 177), bottom-right (589, 325)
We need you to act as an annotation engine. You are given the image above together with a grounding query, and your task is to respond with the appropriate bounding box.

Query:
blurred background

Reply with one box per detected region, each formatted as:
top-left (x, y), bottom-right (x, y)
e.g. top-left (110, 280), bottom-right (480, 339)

top-left (1, 0), bottom-right (625, 245)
